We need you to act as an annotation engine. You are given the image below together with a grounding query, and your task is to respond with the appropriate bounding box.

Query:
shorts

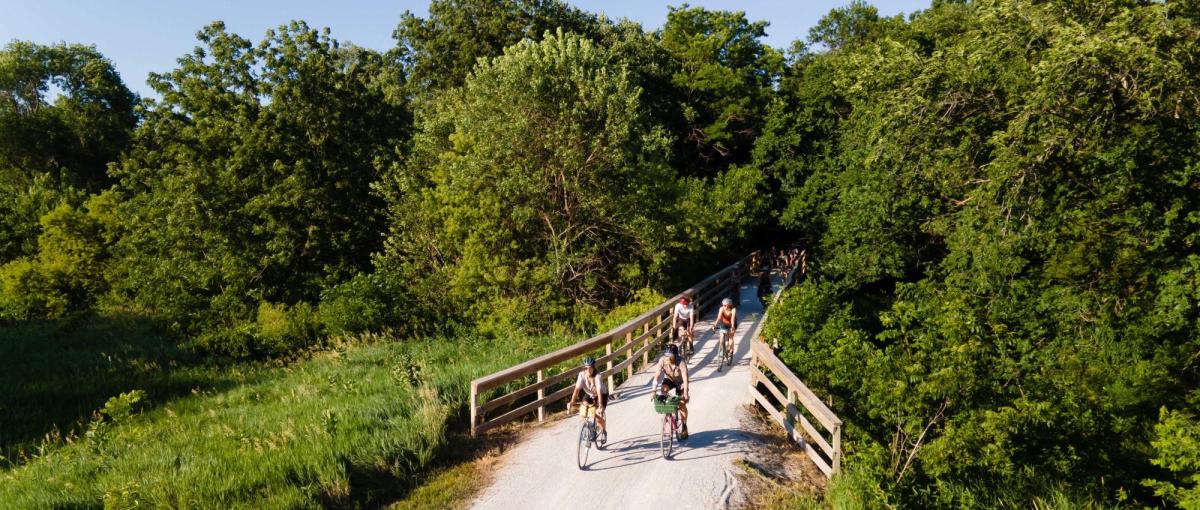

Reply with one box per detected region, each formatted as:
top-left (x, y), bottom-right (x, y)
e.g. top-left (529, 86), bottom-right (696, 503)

top-left (585, 392), bottom-right (609, 409)
top-left (677, 321), bottom-right (693, 336)
top-left (659, 378), bottom-right (683, 396)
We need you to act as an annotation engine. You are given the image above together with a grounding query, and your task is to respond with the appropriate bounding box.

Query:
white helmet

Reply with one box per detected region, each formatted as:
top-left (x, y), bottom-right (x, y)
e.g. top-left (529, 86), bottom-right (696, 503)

top-left (721, 298), bottom-right (733, 306)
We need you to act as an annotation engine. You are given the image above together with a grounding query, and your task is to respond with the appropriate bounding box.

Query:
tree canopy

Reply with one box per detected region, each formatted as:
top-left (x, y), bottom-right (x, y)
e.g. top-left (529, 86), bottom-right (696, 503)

top-left (108, 21), bottom-right (408, 352)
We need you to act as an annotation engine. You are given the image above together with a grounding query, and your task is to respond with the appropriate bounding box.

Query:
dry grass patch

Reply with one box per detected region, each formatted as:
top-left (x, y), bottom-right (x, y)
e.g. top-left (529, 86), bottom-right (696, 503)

top-left (734, 404), bottom-right (827, 509)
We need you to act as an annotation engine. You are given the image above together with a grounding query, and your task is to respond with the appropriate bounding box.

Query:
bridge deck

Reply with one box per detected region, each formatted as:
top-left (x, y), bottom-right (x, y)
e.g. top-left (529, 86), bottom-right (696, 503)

top-left (471, 273), bottom-right (777, 510)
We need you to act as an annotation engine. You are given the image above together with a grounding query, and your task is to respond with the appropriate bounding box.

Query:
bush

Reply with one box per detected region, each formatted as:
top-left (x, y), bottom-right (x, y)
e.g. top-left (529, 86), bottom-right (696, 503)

top-left (0, 197), bottom-right (114, 321)
top-left (190, 302), bottom-right (321, 358)
top-left (1146, 406), bottom-right (1200, 509)
top-left (0, 258), bottom-right (63, 320)
top-left (255, 301), bottom-right (320, 355)
top-left (319, 273), bottom-right (390, 336)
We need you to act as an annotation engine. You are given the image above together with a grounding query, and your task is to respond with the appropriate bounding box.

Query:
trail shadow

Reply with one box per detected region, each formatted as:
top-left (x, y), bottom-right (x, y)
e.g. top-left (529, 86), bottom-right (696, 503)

top-left (583, 427), bottom-right (760, 470)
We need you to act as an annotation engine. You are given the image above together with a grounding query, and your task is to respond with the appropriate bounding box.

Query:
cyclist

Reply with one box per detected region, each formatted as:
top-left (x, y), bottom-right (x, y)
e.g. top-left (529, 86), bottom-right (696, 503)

top-left (672, 296), bottom-right (696, 354)
top-left (651, 344), bottom-right (690, 440)
top-left (712, 297), bottom-right (738, 360)
top-left (567, 356), bottom-right (608, 445)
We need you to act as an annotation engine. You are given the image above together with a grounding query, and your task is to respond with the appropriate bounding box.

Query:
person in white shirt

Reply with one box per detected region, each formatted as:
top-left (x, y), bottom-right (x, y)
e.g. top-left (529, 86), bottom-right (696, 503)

top-left (567, 356), bottom-right (609, 445)
top-left (672, 296), bottom-right (696, 354)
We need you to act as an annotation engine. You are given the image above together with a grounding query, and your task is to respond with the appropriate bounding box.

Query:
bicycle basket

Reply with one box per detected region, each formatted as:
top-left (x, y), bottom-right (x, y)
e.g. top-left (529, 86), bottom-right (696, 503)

top-left (579, 403), bottom-right (596, 418)
top-left (653, 396), bottom-right (681, 414)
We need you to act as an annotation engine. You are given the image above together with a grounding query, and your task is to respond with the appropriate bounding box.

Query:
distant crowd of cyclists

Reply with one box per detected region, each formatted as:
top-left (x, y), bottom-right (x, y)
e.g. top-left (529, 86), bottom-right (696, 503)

top-left (566, 247), bottom-right (801, 447)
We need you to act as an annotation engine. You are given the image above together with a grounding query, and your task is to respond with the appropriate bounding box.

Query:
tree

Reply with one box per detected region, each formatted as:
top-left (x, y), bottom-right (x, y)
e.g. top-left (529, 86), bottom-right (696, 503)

top-left (393, 0), bottom-right (600, 94)
top-left (377, 30), bottom-right (676, 332)
top-left (659, 5), bottom-right (782, 176)
top-left (0, 42), bottom-right (136, 263)
top-left (763, 0), bottom-right (1200, 506)
top-left (808, 0), bottom-right (905, 51)
top-left (110, 22), bottom-right (409, 345)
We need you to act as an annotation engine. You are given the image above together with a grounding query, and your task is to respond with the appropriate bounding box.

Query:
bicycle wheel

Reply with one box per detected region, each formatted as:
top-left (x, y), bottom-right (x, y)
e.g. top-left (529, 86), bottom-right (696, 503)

top-left (577, 421), bottom-right (592, 469)
top-left (660, 414), bottom-right (674, 459)
top-left (724, 335), bottom-right (732, 367)
top-left (717, 336), bottom-right (726, 371)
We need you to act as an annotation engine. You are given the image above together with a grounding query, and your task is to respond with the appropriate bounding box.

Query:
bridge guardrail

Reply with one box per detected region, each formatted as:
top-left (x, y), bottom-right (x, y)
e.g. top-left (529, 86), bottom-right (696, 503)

top-left (469, 252), bottom-right (754, 436)
top-left (748, 254), bottom-right (844, 478)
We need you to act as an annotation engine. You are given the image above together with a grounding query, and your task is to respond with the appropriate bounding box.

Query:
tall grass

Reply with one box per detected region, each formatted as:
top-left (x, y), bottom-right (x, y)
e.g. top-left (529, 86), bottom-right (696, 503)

top-left (0, 314), bottom-right (219, 463)
top-left (0, 325), bottom-right (572, 508)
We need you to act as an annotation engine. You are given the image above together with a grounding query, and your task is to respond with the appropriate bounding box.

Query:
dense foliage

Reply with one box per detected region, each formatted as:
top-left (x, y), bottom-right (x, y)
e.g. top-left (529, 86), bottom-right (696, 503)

top-left (0, 42), bottom-right (135, 264)
top-left (761, 0), bottom-right (1200, 507)
top-left (108, 21), bottom-right (409, 354)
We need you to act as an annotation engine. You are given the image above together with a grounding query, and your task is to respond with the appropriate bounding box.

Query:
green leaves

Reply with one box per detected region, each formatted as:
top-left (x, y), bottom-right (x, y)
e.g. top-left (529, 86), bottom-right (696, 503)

top-left (111, 21), bottom-right (409, 344)
top-left (660, 6), bottom-right (782, 175)
top-left (394, 0), bottom-right (600, 94)
top-left (381, 30), bottom-right (675, 332)
top-left (1147, 405), bottom-right (1200, 509)
top-left (0, 194), bottom-right (114, 320)
top-left (761, 0), bottom-right (1200, 506)
top-left (0, 42), bottom-right (136, 265)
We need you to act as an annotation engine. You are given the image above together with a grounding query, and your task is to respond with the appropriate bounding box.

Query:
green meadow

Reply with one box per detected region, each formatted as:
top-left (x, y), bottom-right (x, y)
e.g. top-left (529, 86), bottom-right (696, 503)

top-left (0, 318), bottom-right (571, 508)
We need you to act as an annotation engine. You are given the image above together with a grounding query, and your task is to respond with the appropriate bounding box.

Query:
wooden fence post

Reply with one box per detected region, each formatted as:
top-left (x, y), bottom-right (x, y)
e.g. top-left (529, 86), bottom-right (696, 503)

top-left (642, 320), bottom-right (651, 368)
top-left (536, 369), bottom-right (545, 421)
top-left (786, 388), bottom-right (797, 443)
top-left (470, 385), bottom-right (478, 437)
top-left (833, 424), bottom-right (842, 475)
top-left (606, 342), bottom-right (614, 395)
top-left (625, 331), bottom-right (634, 380)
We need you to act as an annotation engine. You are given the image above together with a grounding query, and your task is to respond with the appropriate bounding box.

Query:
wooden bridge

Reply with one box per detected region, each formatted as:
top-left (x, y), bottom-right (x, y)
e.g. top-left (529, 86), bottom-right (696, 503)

top-left (467, 251), bottom-right (842, 508)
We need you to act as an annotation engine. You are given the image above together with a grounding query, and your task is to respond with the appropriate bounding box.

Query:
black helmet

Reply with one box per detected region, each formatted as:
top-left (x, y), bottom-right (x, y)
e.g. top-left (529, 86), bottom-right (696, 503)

top-left (665, 344), bottom-right (680, 363)
top-left (582, 356), bottom-right (596, 367)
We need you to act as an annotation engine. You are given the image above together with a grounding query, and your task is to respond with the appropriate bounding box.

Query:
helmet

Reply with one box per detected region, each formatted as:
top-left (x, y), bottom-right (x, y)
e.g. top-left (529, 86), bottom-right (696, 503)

top-left (680, 296), bottom-right (690, 305)
top-left (582, 356), bottom-right (596, 367)
top-left (665, 344), bottom-right (680, 363)
top-left (721, 298), bottom-right (733, 306)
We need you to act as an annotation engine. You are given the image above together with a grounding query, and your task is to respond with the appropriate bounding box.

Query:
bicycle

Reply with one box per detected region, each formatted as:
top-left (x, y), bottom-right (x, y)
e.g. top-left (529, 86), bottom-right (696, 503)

top-left (716, 327), bottom-right (733, 370)
top-left (576, 402), bottom-right (602, 469)
top-left (652, 395), bottom-right (683, 459)
top-left (675, 325), bottom-right (693, 363)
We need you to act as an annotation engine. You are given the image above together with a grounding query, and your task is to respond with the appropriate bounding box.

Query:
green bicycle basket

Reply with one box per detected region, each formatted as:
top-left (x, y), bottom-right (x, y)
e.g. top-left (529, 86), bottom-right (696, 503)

top-left (653, 395), bottom-right (681, 414)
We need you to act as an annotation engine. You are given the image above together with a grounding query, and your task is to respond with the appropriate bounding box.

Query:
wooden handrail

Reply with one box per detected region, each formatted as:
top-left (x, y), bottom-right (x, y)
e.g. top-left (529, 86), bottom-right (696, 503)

top-left (747, 253), bottom-right (844, 478)
top-left (470, 253), bottom-right (754, 436)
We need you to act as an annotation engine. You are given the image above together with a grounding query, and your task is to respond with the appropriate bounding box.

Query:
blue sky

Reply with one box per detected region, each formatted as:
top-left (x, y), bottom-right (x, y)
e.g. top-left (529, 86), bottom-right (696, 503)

top-left (2, 0), bottom-right (929, 98)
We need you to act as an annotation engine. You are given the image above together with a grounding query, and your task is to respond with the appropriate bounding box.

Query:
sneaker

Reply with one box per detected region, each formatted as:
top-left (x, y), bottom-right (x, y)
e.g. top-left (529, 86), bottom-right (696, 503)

top-left (679, 423), bottom-right (689, 441)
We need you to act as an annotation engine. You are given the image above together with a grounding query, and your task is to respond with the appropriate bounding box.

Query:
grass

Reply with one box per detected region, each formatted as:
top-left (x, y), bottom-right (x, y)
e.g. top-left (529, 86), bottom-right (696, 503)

top-left (0, 316), bottom-right (574, 509)
top-left (0, 313), bottom-right (226, 464)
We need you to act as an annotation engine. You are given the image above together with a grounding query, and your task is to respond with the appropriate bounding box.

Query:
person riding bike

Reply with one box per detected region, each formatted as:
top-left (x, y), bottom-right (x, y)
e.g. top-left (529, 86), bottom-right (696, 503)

top-left (672, 296), bottom-right (696, 354)
top-left (568, 356), bottom-right (609, 445)
top-left (712, 297), bottom-right (738, 359)
top-left (651, 344), bottom-right (690, 440)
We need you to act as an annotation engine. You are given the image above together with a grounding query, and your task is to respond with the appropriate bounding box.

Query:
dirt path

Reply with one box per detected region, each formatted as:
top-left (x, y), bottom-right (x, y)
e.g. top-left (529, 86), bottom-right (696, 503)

top-left (471, 275), bottom-right (775, 510)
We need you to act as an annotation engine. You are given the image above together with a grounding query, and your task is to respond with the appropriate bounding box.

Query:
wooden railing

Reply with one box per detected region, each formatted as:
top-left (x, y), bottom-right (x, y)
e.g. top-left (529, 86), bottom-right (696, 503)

top-left (747, 255), bottom-right (844, 478)
top-left (469, 253), bottom-right (754, 436)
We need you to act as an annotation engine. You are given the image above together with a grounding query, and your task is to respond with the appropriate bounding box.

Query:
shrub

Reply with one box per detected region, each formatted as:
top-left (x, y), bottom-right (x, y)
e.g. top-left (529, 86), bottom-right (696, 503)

top-left (255, 301), bottom-right (320, 355)
top-left (1146, 406), bottom-right (1200, 509)
top-left (0, 197), bottom-right (114, 321)
top-left (188, 302), bottom-right (321, 359)
top-left (319, 273), bottom-right (390, 336)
